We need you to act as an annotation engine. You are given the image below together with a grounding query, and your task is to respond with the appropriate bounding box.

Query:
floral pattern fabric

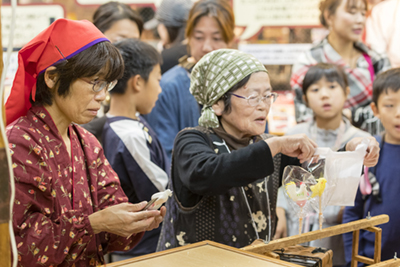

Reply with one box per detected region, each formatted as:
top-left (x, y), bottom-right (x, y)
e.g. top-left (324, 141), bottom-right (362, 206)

top-left (7, 106), bottom-right (143, 267)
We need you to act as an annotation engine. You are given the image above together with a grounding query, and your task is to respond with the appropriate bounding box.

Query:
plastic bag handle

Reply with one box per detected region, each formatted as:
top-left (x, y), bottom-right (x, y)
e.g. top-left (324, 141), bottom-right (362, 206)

top-left (360, 166), bottom-right (372, 195)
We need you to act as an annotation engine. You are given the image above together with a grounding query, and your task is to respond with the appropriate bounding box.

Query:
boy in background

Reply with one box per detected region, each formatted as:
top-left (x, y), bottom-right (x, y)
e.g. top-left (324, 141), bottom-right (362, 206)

top-left (343, 68), bottom-right (400, 265)
top-left (102, 39), bottom-right (169, 261)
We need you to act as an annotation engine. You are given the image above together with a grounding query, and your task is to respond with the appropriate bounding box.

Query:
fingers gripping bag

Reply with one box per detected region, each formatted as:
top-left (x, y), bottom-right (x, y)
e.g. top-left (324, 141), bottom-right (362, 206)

top-left (303, 139), bottom-right (369, 230)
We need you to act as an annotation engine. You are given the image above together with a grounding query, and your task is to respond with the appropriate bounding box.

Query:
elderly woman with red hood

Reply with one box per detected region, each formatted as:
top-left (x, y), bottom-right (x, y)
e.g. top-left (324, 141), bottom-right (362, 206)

top-left (5, 19), bottom-right (165, 266)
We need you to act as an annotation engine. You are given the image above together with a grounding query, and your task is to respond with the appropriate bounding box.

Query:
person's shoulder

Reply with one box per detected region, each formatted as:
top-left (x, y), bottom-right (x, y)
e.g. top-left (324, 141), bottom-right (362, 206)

top-left (351, 127), bottom-right (371, 138)
top-left (371, 0), bottom-right (397, 14)
top-left (176, 126), bottom-right (211, 140)
top-left (106, 117), bottom-right (143, 139)
top-left (6, 116), bottom-right (41, 144)
top-left (285, 122), bottom-right (310, 136)
top-left (161, 65), bottom-right (189, 84)
top-left (6, 116), bottom-right (30, 134)
top-left (161, 44), bottom-right (187, 63)
top-left (81, 116), bottom-right (107, 136)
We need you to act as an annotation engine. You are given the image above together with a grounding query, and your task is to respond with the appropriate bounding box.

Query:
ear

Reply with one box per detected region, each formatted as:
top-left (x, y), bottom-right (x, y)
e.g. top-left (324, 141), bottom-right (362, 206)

top-left (130, 74), bottom-right (142, 93)
top-left (324, 9), bottom-right (333, 29)
top-left (212, 99), bottom-right (225, 116)
top-left (44, 66), bottom-right (58, 89)
top-left (370, 102), bottom-right (380, 118)
top-left (302, 94), bottom-right (308, 106)
top-left (345, 86), bottom-right (350, 97)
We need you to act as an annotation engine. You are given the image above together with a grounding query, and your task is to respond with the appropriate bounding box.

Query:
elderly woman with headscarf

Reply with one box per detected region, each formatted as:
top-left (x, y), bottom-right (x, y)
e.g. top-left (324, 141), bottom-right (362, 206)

top-left (5, 19), bottom-right (165, 266)
top-left (156, 49), bottom-right (380, 251)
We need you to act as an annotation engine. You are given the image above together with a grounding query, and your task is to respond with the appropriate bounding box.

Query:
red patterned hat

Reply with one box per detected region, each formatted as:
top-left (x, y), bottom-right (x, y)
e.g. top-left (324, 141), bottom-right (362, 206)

top-left (5, 18), bottom-right (109, 125)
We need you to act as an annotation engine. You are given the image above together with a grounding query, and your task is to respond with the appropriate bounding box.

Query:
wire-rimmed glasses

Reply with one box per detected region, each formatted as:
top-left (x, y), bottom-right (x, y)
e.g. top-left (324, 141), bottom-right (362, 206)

top-left (231, 92), bottom-right (278, 106)
top-left (80, 79), bottom-right (118, 93)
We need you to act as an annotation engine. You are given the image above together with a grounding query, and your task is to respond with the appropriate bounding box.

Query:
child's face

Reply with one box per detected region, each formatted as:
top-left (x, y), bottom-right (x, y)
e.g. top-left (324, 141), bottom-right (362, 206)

top-left (371, 89), bottom-right (400, 144)
top-left (137, 64), bottom-right (162, 115)
top-left (305, 77), bottom-right (348, 121)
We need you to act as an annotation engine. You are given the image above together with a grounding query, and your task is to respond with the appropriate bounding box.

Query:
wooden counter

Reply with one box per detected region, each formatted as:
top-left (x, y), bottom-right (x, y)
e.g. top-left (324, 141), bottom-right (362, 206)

top-left (104, 240), bottom-right (301, 267)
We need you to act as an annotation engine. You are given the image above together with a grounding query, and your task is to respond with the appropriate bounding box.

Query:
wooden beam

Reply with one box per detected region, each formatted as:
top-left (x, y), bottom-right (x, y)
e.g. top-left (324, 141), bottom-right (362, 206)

top-left (364, 227), bottom-right (382, 263)
top-left (351, 230), bottom-right (360, 267)
top-left (242, 215), bottom-right (389, 254)
top-left (354, 255), bottom-right (375, 265)
top-left (369, 258), bottom-right (400, 267)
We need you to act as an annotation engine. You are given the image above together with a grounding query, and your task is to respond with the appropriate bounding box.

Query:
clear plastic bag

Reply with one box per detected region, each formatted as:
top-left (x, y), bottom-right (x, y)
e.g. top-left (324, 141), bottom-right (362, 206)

top-left (307, 140), bottom-right (369, 207)
top-left (282, 166), bottom-right (316, 234)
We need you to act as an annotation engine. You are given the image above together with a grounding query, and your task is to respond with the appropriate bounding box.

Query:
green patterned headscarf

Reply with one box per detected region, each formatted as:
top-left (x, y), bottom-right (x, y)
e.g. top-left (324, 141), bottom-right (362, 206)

top-left (190, 49), bottom-right (268, 128)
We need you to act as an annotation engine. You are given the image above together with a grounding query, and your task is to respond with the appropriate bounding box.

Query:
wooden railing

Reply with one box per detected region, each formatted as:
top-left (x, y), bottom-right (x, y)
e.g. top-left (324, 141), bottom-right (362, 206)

top-left (242, 215), bottom-right (389, 266)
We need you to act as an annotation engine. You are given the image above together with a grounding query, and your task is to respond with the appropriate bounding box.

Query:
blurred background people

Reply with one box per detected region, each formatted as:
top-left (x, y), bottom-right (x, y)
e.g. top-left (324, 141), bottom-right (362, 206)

top-left (145, 0), bottom-right (195, 74)
top-left (145, 0), bottom-right (235, 159)
top-left (291, 0), bottom-right (391, 136)
top-left (93, 1), bottom-right (144, 42)
top-left (366, 0), bottom-right (400, 68)
top-left (82, 1), bottom-right (145, 141)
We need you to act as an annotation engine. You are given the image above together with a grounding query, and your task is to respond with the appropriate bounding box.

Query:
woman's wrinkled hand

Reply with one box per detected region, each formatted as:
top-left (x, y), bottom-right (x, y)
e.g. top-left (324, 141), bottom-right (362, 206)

top-left (88, 202), bottom-right (166, 237)
top-left (266, 134), bottom-right (317, 163)
top-left (345, 136), bottom-right (380, 167)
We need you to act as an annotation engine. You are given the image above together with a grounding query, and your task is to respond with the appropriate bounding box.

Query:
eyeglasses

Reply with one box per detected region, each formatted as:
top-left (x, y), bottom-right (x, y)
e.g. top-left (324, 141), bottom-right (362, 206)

top-left (231, 92), bottom-right (278, 107)
top-left (80, 78), bottom-right (118, 93)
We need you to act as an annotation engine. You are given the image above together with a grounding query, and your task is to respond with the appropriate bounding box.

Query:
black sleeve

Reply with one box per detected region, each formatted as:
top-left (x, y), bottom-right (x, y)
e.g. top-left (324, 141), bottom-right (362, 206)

top-left (172, 129), bottom-right (275, 206)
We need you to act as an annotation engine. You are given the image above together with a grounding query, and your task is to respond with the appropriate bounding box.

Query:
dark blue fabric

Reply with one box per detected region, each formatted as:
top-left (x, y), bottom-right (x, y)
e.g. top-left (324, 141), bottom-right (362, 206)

top-left (343, 136), bottom-right (400, 266)
top-left (144, 65), bottom-right (201, 159)
top-left (102, 115), bottom-right (169, 256)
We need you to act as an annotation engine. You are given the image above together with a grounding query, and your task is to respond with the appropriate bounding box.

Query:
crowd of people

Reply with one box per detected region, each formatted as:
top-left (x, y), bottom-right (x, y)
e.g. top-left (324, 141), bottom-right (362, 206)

top-left (4, 0), bottom-right (400, 266)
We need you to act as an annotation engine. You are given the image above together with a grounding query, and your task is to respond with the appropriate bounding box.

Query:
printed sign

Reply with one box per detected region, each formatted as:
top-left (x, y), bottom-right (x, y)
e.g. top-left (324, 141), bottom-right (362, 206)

top-left (239, 43), bottom-right (312, 65)
top-left (1, 5), bottom-right (65, 48)
top-left (234, 0), bottom-right (320, 39)
top-left (76, 0), bottom-right (161, 5)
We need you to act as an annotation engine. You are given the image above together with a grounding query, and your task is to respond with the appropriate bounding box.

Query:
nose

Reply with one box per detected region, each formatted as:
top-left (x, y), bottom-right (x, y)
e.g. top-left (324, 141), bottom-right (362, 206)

top-left (396, 106), bottom-right (400, 117)
top-left (355, 11), bottom-right (365, 24)
top-left (319, 87), bottom-right (330, 98)
top-left (202, 38), bottom-right (213, 54)
top-left (257, 98), bottom-right (269, 111)
top-left (94, 88), bottom-right (107, 102)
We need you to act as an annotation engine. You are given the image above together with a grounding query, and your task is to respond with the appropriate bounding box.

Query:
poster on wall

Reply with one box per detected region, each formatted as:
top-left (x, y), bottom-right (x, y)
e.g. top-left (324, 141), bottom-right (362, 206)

top-left (238, 43), bottom-right (312, 66)
top-left (234, 0), bottom-right (321, 39)
top-left (1, 4), bottom-right (65, 48)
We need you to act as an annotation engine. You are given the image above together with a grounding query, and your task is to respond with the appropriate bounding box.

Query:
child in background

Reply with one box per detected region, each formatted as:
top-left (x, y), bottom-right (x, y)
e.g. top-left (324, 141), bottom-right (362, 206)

top-left (276, 63), bottom-right (370, 267)
top-left (343, 68), bottom-right (400, 265)
top-left (102, 39), bottom-right (169, 261)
